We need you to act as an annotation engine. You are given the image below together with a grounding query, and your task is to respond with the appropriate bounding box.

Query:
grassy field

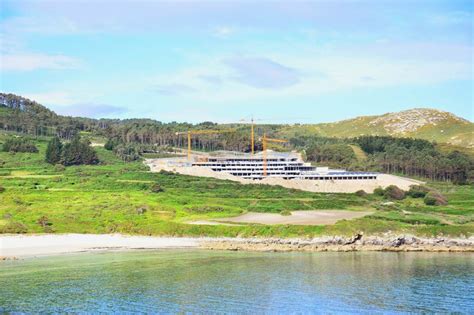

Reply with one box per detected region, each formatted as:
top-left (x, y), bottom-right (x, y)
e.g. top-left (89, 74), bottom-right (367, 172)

top-left (0, 134), bottom-right (473, 237)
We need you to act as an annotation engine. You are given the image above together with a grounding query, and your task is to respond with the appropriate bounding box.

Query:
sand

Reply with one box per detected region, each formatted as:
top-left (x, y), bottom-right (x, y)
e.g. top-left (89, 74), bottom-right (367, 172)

top-left (212, 210), bottom-right (374, 225)
top-left (0, 234), bottom-right (201, 258)
top-left (144, 158), bottom-right (424, 193)
top-left (2, 234), bottom-right (472, 258)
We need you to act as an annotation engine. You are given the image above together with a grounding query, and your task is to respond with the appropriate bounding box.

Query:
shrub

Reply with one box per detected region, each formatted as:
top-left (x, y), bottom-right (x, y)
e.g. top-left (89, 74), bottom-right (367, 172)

top-left (384, 185), bottom-right (406, 200)
top-left (280, 210), bottom-right (292, 216)
top-left (0, 221), bottom-right (28, 233)
top-left (0, 185), bottom-right (5, 193)
top-left (355, 190), bottom-right (368, 197)
top-left (373, 187), bottom-right (385, 196)
top-left (159, 170), bottom-right (175, 175)
top-left (104, 138), bottom-right (118, 151)
top-left (424, 191), bottom-right (448, 206)
top-left (2, 137), bottom-right (38, 153)
top-left (185, 205), bottom-right (225, 213)
top-left (54, 164), bottom-right (66, 172)
top-left (407, 185), bottom-right (430, 198)
top-left (61, 135), bottom-right (99, 166)
top-left (37, 215), bottom-right (52, 228)
top-left (45, 136), bottom-right (63, 164)
top-left (113, 144), bottom-right (140, 162)
top-left (136, 206), bottom-right (148, 215)
top-left (151, 183), bottom-right (164, 193)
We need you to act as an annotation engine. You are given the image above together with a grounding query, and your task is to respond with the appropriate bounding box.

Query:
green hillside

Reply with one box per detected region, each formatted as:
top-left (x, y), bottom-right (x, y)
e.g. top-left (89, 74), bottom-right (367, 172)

top-left (0, 134), bottom-right (473, 237)
top-left (278, 109), bottom-right (474, 148)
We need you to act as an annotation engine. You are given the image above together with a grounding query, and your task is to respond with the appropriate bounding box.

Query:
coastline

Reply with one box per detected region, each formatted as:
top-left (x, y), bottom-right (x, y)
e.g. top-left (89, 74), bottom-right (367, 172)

top-left (201, 235), bottom-right (474, 253)
top-left (1, 233), bottom-right (473, 259)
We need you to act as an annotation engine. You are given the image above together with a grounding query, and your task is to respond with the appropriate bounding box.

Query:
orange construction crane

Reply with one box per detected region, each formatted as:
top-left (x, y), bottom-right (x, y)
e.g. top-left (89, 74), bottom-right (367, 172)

top-left (175, 129), bottom-right (235, 160)
top-left (239, 117), bottom-right (256, 155)
top-left (261, 133), bottom-right (288, 177)
top-left (239, 117), bottom-right (269, 155)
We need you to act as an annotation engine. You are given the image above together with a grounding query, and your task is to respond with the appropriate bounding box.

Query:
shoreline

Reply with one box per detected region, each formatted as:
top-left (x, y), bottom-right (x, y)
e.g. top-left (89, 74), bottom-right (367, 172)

top-left (1, 234), bottom-right (473, 259)
top-left (202, 235), bottom-right (474, 253)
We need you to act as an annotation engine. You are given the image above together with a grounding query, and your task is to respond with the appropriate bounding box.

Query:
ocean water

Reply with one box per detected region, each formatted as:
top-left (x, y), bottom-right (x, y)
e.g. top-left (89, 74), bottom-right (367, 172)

top-left (1, 250), bottom-right (473, 313)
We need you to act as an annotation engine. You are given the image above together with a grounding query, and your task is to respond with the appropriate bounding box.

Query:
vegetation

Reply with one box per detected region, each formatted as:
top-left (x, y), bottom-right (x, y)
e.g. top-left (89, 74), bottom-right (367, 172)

top-left (424, 191), bottom-right (448, 206)
top-left (353, 136), bottom-right (473, 184)
top-left (0, 134), bottom-right (472, 237)
top-left (407, 185), bottom-right (430, 198)
top-left (306, 143), bottom-right (356, 167)
top-left (1, 137), bottom-right (38, 153)
top-left (45, 136), bottom-right (62, 164)
top-left (383, 185), bottom-right (406, 200)
top-left (60, 135), bottom-right (99, 166)
top-left (2, 93), bottom-right (473, 184)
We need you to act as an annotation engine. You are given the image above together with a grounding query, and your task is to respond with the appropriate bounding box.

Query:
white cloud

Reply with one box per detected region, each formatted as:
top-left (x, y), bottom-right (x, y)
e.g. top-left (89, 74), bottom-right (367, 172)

top-left (1, 53), bottom-right (82, 71)
top-left (213, 26), bottom-right (234, 38)
top-left (22, 92), bottom-right (77, 106)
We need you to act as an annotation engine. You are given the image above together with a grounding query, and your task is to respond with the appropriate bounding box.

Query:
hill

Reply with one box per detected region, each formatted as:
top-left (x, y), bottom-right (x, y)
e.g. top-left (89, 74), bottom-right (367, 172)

top-left (278, 108), bottom-right (474, 148)
top-left (1, 93), bottom-right (472, 149)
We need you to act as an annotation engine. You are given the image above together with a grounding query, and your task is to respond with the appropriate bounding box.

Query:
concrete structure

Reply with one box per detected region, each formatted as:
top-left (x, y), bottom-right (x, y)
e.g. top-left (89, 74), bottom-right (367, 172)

top-left (191, 151), bottom-right (378, 180)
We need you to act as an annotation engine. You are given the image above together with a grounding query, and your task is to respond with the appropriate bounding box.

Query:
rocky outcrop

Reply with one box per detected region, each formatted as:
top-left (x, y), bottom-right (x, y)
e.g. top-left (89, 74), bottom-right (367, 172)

top-left (368, 108), bottom-right (470, 135)
top-left (201, 235), bottom-right (474, 252)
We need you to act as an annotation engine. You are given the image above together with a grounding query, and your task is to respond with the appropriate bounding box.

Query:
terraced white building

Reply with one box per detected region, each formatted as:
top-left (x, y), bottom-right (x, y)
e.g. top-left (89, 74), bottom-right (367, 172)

top-left (192, 151), bottom-right (378, 180)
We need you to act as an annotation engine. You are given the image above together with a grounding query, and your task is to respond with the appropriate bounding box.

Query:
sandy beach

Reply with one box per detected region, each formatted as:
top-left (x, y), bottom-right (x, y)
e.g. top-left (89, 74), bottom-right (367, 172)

top-left (0, 234), bottom-right (201, 258)
top-left (1, 234), bottom-right (473, 259)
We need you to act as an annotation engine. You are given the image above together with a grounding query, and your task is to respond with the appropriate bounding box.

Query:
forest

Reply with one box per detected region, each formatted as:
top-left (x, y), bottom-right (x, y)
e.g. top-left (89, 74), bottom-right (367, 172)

top-left (1, 93), bottom-right (473, 184)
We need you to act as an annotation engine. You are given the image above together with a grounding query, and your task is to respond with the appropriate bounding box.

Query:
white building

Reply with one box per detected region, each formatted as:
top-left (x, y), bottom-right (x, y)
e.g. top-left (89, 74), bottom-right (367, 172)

top-left (192, 151), bottom-right (378, 180)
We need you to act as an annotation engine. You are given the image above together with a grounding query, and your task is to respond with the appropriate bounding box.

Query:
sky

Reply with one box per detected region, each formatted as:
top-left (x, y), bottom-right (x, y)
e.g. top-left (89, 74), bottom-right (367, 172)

top-left (0, 0), bottom-right (473, 123)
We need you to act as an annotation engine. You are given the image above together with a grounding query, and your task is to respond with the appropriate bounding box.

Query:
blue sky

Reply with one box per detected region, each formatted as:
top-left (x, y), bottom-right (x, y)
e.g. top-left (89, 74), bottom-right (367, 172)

top-left (0, 0), bottom-right (472, 122)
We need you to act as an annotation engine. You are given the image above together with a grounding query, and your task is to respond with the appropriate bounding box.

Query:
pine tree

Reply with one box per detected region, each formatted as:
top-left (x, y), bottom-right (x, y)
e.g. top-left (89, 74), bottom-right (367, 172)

top-left (45, 136), bottom-right (63, 164)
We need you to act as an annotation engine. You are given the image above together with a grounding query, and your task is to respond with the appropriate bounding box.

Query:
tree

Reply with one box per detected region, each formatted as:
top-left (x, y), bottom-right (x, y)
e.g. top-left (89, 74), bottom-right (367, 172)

top-left (45, 136), bottom-right (63, 164)
top-left (61, 134), bottom-right (99, 166)
top-left (2, 137), bottom-right (38, 153)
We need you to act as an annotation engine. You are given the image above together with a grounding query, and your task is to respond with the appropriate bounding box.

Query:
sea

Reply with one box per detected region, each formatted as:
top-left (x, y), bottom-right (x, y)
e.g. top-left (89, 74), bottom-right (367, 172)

top-left (1, 250), bottom-right (473, 313)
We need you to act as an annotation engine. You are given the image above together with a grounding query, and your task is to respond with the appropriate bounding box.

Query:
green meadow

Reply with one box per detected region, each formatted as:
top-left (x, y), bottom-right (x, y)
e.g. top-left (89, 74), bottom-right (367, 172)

top-left (0, 135), bottom-right (473, 238)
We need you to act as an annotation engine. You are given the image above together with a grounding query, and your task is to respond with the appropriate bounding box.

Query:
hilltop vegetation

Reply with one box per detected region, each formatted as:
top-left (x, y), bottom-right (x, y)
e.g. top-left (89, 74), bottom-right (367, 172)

top-left (277, 108), bottom-right (474, 148)
top-left (0, 134), bottom-right (473, 237)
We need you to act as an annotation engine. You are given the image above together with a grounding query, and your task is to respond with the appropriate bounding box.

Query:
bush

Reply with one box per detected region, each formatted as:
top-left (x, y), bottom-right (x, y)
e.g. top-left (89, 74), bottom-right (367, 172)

top-left (0, 185), bottom-right (5, 193)
top-left (104, 138), bottom-right (117, 151)
top-left (407, 185), bottom-right (430, 198)
top-left (0, 221), bottom-right (28, 233)
top-left (151, 183), bottom-right (164, 193)
top-left (136, 206), bottom-right (148, 215)
top-left (424, 191), bottom-right (448, 206)
top-left (45, 136), bottom-right (63, 164)
top-left (61, 135), bottom-right (99, 166)
top-left (54, 164), bottom-right (66, 172)
top-left (384, 185), bottom-right (406, 200)
top-left (185, 205), bottom-right (225, 213)
top-left (113, 144), bottom-right (140, 162)
top-left (280, 210), bottom-right (292, 216)
top-left (37, 215), bottom-right (52, 227)
top-left (355, 190), bottom-right (368, 197)
top-left (2, 137), bottom-right (38, 153)
top-left (373, 187), bottom-right (385, 196)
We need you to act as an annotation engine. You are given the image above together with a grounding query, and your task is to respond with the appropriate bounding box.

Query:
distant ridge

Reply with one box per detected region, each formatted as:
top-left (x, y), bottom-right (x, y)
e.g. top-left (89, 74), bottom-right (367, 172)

top-left (1, 93), bottom-right (473, 148)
